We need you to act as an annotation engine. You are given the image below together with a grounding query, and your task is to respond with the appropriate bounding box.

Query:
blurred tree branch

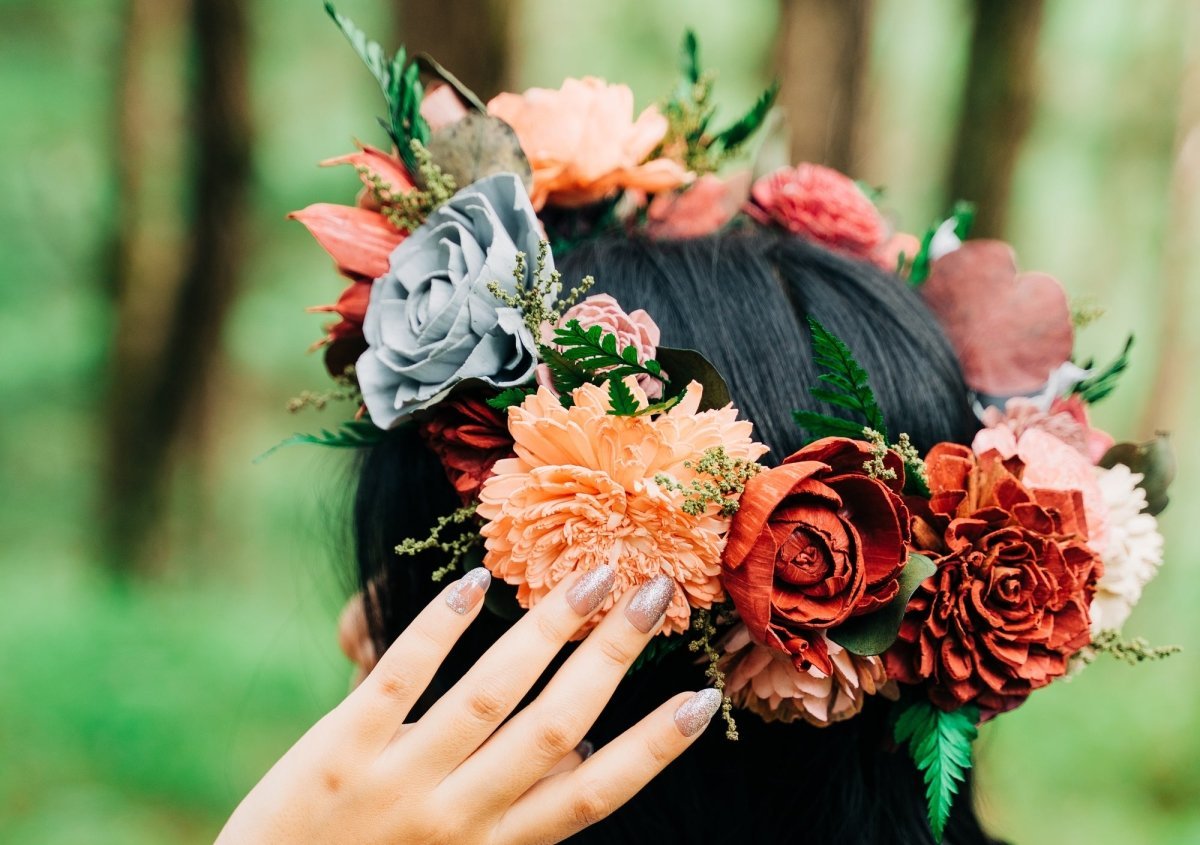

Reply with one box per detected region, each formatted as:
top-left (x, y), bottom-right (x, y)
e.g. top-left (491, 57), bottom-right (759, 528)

top-left (947, 0), bottom-right (1045, 237)
top-left (394, 0), bottom-right (516, 99)
top-left (102, 0), bottom-right (252, 574)
top-left (773, 0), bottom-right (873, 171)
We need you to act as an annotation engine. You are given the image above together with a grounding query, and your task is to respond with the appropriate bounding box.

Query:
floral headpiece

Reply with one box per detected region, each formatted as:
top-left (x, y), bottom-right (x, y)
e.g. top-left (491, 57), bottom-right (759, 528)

top-left (279, 7), bottom-right (1177, 840)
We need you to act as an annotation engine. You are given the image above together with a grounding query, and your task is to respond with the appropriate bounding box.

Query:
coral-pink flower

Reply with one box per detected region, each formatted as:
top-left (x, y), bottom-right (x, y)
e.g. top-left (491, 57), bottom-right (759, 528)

top-left (746, 163), bottom-right (886, 257)
top-left (488, 77), bottom-right (692, 210)
top-left (536, 294), bottom-right (664, 400)
top-left (645, 172), bottom-right (751, 240)
top-left (977, 396), bottom-right (1114, 466)
top-left (722, 625), bottom-right (893, 727)
top-left (476, 380), bottom-right (767, 636)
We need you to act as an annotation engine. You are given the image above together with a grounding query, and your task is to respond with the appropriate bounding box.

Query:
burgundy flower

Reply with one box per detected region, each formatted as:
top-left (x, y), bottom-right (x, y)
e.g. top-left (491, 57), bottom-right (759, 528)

top-left (418, 395), bottom-right (515, 503)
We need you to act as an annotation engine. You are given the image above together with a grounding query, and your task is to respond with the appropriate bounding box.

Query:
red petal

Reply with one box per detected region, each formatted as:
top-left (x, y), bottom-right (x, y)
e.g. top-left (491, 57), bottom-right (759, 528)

top-left (309, 280), bottom-right (372, 325)
top-left (322, 144), bottom-right (415, 195)
top-left (289, 204), bottom-right (405, 280)
top-left (723, 461), bottom-right (825, 568)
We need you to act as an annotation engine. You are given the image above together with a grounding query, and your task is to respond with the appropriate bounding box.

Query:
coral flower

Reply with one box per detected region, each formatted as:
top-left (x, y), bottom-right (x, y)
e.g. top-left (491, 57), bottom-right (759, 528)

top-left (488, 77), bottom-right (692, 210)
top-left (476, 380), bottom-right (767, 636)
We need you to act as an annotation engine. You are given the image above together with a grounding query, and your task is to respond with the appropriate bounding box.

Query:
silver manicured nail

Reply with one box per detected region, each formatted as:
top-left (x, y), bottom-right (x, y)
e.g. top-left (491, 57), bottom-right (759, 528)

top-left (674, 688), bottom-right (722, 737)
top-left (446, 567), bottom-right (491, 614)
top-left (566, 565), bottom-right (617, 616)
top-left (625, 574), bottom-right (675, 633)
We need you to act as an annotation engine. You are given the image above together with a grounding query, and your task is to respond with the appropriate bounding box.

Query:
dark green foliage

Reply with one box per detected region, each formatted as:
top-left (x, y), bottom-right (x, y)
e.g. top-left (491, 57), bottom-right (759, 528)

top-left (710, 81), bottom-right (779, 155)
top-left (908, 201), bottom-right (976, 284)
top-left (680, 28), bottom-right (701, 84)
top-left (1075, 335), bottom-right (1134, 404)
top-left (628, 633), bottom-right (688, 675)
top-left (324, 2), bottom-right (429, 173)
top-left (607, 376), bottom-right (640, 416)
top-left (537, 344), bottom-right (594, 398)
top-left (255, 418), bottom-right (385, 462)
top-left (552, 320), bottom-right (666, 383)
top-left (829, 554), bottom-right (937, 655)
top-left (793, 317), bottom-right (889, 441)
top-left (894, 698), bottom-right (980, 842)
top-left (485, 387), bottom-right (534, 411)
top-left (655, 346), bottom-right (731, 410)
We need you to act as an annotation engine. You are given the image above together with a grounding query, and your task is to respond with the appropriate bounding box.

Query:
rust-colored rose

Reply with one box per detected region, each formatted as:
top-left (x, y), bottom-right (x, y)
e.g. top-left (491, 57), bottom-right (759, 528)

top-left (721, 438), bottom-right (911, 676)
top-left (418, 395), bottom-right (514, 503)
top-left (884, 443), bottom-right (1101, 716)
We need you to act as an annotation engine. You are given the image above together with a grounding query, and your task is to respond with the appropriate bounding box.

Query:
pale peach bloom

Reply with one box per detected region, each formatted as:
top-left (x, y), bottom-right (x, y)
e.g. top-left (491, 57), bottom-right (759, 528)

top-left (476, 380), bottom-right (767, 636)
top-left (722, 625), bottom-right (894, 727)
top-left (488, 77), bottom-right (692, 210)
top-left (645, 172), bottom-right (751, 240)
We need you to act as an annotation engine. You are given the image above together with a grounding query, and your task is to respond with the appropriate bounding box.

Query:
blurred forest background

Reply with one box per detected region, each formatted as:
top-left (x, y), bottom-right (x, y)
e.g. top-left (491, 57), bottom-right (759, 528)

top-left (1, 0), bottom-right (1198, 842)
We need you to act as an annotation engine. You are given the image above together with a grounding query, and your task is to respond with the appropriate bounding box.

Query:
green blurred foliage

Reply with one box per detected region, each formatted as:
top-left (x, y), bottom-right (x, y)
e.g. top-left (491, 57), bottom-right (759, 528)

top-left (0, 0), bottom-right (1196, 842)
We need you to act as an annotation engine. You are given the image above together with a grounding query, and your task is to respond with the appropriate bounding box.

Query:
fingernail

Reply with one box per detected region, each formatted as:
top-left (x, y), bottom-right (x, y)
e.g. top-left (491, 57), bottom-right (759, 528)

top-left (446, 567), bottom-right (491, 614)
top-left (625, 575), bottom-right (675, 633)
top-left (566, 565), bottom-right (617, 616)
top-left (674, 688), bottom-right (722, 737)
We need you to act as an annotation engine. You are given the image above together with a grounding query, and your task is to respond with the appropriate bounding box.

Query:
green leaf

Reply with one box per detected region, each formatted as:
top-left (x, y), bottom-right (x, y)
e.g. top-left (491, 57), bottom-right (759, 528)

top-left (829, 554), bottom-right (937, 655)
top-left (680, 29), bottom-right (701, 84)
top-left (894, 698), bottom-right (980, 842)
top-left (655, 347), bottom-right (731, 410)
top-left (537, 344), bottom-right (593, 396)
top-left (628, 633), bottom-right (687, 675)
top-left (324, 2), bottom-right (428, 172)
top-left (1100, 434), bottom-right (1175, 516)
top-left (793, 317), bottom-right (888, 442)
top-left (254, 418), bottom-right (385, 462)
top-left (551, 320), bottom-right (666, 386)
top-left (711, 81), bottom-right (779, 153)
top-left (1074, 335), bottom-right (1134, 404)
top-left (908, 201), bottom-right (975, 285)
top-left (485, 387), bottom-right (533, 411)
top-left (607, 376), bottom-right (640, 416)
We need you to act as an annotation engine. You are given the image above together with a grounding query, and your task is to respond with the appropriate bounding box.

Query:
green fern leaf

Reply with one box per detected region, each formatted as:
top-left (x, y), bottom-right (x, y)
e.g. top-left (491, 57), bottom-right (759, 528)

top-left (486, 387), bottom-right (533, 411)
top-left (538, 344), bottom-right (592, 395)
top-left (551, 320), bottom-right (666, 387)
top-left (255, 418), bottom-right (384, 463)
top-left (894, 699), bottom-right (980, 842)
top-left (607, 376), bottom-right (640, 416)
top-left (628, 634), bottom-right (687, 675)
top-left (711, 81), bottom-right (779, 153)
top-left (1074, 335), bottom-right (1134, 404)
top-left (793, 318), bottom-right (888, 442)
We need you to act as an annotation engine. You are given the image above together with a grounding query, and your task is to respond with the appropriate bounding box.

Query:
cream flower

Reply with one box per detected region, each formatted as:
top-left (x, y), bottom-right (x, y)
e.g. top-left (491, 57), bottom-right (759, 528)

top-left (722, 626), bottom-right (894, 727)
top-left (1091, 463), bottom-right (1164, 633)
top-left (476, 380), bottom-right (767, 635)
top-left (488, 77), bottom-right (692, 210)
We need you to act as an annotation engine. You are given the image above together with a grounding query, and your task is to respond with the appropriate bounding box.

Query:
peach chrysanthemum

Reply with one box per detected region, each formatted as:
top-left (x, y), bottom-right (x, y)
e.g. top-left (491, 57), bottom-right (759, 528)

top-left (722, 625), bottom-right (895, 727)
top-left (476, 379), bottom-right (767, 636)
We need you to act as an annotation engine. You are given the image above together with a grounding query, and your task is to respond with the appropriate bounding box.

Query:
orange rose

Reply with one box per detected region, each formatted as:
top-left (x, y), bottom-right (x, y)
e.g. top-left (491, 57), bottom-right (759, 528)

top-left (488, 77), bottom-right (691, 210)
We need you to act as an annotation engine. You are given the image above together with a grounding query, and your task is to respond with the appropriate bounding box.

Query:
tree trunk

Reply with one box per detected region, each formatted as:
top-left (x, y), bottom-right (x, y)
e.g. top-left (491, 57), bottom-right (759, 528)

top-left (394, 0), bottom-right (516, 100)
top-left (773, 0), bottom-right (873, 172)
top-left (946, 0), bottom-right (1046, 238)
top-left (101, 0), bottom-right (252, 574)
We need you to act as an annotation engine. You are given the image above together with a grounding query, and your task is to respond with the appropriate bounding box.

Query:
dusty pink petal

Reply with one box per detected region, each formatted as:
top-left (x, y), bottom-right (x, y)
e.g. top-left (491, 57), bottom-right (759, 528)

top-left (1013, 428), bottom-right (1109, 553)
top-left (421, 82), bottom-right (471, 131)
top-left (873, 231), bottom-right (921, 271)
top-left (1050, 395), bottom-right (1115, 464)
top-left (921, 240), bottom-right (1074, 396)
top-left (646, 172), bottom-right (751, 239)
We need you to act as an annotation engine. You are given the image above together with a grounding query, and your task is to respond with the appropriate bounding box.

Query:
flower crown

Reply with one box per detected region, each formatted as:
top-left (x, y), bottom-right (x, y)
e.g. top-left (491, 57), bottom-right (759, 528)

top-left (278, 7), bottom-right (1178, 840)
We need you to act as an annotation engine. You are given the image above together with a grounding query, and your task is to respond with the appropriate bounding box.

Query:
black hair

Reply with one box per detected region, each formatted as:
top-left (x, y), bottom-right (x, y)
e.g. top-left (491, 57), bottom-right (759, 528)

top-left (352, 227), bottom-right (1000, 844)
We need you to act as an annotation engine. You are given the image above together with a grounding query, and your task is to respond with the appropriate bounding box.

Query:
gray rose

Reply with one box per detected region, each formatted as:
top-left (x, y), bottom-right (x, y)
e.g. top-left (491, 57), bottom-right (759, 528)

top-left (356, 172), bottom-right (548, 428)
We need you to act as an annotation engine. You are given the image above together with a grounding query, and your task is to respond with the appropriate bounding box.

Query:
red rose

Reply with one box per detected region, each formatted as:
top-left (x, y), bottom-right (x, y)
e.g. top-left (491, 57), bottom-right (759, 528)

top-left (745, 163), bottom-right (886, 258)
top-left (884, 443), bottom-right (1101, 717)
top-left (418, 396), bottom-right (515, 503)
top-left (721, 438), bottom-right (911, 676)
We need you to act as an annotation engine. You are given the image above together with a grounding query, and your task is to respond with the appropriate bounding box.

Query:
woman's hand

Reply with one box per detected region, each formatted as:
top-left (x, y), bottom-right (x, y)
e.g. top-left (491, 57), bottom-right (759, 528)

top-left (218, 566), bottom-right (722, 844)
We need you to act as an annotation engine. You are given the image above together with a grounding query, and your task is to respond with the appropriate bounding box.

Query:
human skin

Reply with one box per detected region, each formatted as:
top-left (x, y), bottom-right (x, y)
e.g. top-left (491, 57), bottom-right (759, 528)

top-left (218, 566), bottom-right (721, 844)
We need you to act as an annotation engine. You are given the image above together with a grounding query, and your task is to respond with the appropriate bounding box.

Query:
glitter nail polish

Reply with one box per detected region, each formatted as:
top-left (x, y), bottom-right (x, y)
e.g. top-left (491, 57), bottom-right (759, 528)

top-left (446, 567), bottom-right (491, 614)
top-left (566, 565), bottom-right (617, 616)
top-left (674, 688), bottom-right (722, 737)
top-left (625, 574), bottom-right (675, 633)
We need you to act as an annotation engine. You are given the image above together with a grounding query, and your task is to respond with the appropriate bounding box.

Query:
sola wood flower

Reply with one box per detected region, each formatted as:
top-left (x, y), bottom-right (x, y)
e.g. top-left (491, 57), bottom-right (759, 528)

top-left (476, 379), bottom-right (767, 636)
top-left (920, 240), bottom-right (1074, 399)
top-left (418, 395), bottom-right (514, 504)
top-left (1091, 463), bottom-right (1164, 633)
top-left (720, 438), bottom-right (910, 676)
top-left (745, 163), bottom-right (887, 261)
top-left (977, 395), bottom-right (1115, 466)
top-left (289, 144), bottom-right (413, 355)
top-left (536, 294), bottom-right (664, 399)
top-left (885, 444), bottom-right (1101, 716)
top-left (487, 77), bottom-right (692, 210)
top-left (722, 625), bottom-right (894, 727)
top-left (645, 172), bottom-right (751, 240)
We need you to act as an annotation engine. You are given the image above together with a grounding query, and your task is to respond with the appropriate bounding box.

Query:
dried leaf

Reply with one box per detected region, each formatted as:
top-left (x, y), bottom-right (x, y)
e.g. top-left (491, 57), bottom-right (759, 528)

top-left (426, 112), bottom-right (533, 193)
